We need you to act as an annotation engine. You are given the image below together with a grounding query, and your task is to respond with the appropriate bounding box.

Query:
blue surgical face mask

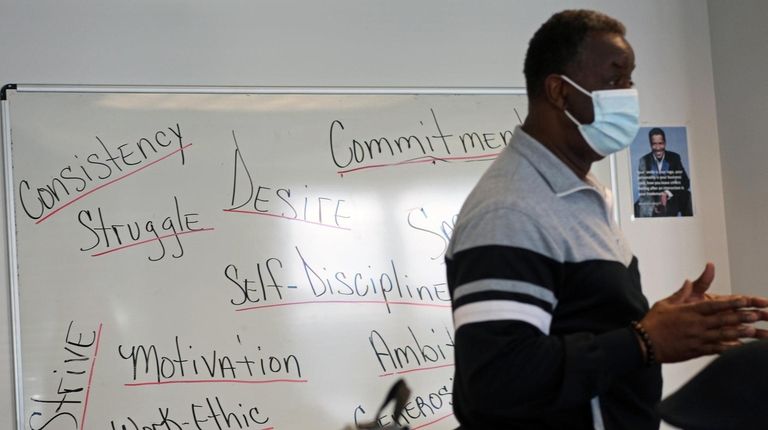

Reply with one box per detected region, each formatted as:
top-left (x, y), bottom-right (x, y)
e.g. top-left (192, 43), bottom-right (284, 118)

top-left (561, 75), bottom-right (640, 157)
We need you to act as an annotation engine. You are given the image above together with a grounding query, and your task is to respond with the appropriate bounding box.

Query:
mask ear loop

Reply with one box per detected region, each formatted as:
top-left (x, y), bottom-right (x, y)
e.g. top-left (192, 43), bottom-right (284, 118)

top-left (560, 75), bottom-right (595, 128)
top-left (560, 75), bottom-right (593, 98)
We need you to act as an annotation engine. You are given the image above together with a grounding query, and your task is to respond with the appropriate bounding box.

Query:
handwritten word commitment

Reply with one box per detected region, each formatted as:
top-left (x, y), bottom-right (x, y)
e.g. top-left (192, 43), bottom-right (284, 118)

top-left (329, 108), bottom-right (514, 171)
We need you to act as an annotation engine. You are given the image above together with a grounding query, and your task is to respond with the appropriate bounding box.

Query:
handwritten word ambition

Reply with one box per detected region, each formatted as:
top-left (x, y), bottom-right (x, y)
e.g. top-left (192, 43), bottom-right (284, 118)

top-left (369, 325), bottom-right (454, 374)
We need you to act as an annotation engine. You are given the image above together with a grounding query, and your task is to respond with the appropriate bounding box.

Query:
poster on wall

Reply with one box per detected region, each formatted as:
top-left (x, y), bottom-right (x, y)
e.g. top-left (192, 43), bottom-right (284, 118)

top-left (630, 126), bottom-right (694, 219)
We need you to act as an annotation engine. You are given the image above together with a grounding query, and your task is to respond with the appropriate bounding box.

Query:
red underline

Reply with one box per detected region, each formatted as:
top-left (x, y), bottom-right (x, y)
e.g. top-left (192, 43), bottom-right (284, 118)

top-left (336, 152), bottom-right (499, 175)
top-left (235, 300), bottom-right (451, 312)
top-left (222, 209), bottom-right (351, 231)
top-left (35, 144), bottom-right (192, 224)
top-left (411, 413), bottom-right (455, 430)
top-left (379, 363), bottom-right (454, 377)
top-left (80, 322), bottom-right (103, 430)
top-left (90, 228), bottom-right (214, 257)
top-left (124, 378), bottom-right (307, 387)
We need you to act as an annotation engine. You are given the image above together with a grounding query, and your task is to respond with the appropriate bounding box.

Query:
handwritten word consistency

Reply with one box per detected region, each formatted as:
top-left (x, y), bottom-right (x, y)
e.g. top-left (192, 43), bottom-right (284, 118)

top-left (18, 123), bottom-right (187, 222)
top-left (329, 108), bottom-right (514, 170)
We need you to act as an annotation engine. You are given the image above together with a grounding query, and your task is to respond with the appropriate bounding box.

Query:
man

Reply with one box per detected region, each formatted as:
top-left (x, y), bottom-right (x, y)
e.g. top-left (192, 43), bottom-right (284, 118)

top-left (446, 9), bottom-right (768, 430)
top-left (636, 127), bottom-right (693, 217)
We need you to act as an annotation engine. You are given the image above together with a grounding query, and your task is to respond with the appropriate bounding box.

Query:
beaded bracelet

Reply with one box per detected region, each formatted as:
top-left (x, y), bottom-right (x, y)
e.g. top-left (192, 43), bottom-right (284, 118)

top-left (631, 320), bottom-right (657, 366)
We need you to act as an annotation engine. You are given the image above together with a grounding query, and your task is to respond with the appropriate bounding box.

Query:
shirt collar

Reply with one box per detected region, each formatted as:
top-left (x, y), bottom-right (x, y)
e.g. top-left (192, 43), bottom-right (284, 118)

top-left (510, 126), bottom-right (603, 197)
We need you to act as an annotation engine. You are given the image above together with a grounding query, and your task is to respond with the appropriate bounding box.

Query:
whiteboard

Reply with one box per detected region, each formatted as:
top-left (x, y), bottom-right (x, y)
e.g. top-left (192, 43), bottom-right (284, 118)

top-left (2, 86), bottom-right (614, 430)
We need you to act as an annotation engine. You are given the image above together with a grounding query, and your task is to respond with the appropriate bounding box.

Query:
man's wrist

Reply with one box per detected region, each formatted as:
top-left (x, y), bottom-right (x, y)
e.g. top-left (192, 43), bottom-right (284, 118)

top-left (631, 321), bottom-right (657, 366)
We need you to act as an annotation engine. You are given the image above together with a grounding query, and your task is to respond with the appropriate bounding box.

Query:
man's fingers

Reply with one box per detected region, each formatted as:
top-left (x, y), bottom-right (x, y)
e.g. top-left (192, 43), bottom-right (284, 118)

top-left (669, 280), bottom-right (694, 304)
top-left (703, 311), bottom-right (759, 329)
top-left (701, 324), bottom-right (755, 342)
top-left (691, 262), bottom-right (715, 295)
top-left (746, 296), bottom-right (768, 308)
top-left (693, 296), bottom-right (748, 315)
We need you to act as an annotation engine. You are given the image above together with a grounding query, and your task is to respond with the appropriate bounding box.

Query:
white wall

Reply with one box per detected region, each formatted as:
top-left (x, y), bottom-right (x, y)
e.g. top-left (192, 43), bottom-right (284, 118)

top-left (0, 1), bottom-right (729, 428)
top-left (708, 0), bottom-right (768, 300)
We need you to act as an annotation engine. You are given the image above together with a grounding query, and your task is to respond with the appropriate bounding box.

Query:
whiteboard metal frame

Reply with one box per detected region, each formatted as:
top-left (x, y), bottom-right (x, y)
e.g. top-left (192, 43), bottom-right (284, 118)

top-left (11, 84), bottom-right (527, 95)
top-left (1, 84), bottom-right (620, 429)
top-left (2, 92), bottom-right (24, 430)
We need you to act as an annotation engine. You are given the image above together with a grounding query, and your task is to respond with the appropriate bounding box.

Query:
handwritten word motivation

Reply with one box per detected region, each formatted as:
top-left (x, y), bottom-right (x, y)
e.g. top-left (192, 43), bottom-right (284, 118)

top-left (18, 124), bottom-right (188, 223)
top-left (110, 396), bottom-right (271, 430)
top-left (352, 380), bottom-right (453, 429)
top-left (329, 108), bottom-right (515, 173)
top-left (118, 334), bottom-right (303, 385)
top-left (227, 130), bottom-right (351, 230)
top-left (28, 321), bottom-right (101, 430)
top-left (369, 325), bottom-right (454, 375)
top-left (78, 196), bottom-right (210, 261)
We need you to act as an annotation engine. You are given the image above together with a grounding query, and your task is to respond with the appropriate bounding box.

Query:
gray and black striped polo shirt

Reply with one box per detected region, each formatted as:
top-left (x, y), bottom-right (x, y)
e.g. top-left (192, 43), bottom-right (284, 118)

top-left (446, 127), bottom-right (662, 430)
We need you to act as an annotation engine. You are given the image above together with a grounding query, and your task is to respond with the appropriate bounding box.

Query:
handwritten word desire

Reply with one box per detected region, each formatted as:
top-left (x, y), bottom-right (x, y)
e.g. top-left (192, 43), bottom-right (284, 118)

top-left (228, 131), bottom-right (350, 229)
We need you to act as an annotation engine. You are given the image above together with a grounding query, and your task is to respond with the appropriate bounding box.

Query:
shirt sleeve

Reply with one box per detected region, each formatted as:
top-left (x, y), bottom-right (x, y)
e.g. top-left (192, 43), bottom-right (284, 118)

top-left (446, 207), bottom-right (645, 421)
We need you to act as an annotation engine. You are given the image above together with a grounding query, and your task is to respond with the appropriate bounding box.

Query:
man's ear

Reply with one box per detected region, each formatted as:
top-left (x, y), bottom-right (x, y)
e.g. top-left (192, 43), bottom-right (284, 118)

top-left (543, 74), bottom-right (567, 110)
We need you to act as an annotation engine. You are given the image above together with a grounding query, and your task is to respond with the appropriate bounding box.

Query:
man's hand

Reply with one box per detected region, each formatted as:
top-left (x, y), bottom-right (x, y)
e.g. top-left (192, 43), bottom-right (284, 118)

top-left (640, 263), bottom-right (768, 363)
